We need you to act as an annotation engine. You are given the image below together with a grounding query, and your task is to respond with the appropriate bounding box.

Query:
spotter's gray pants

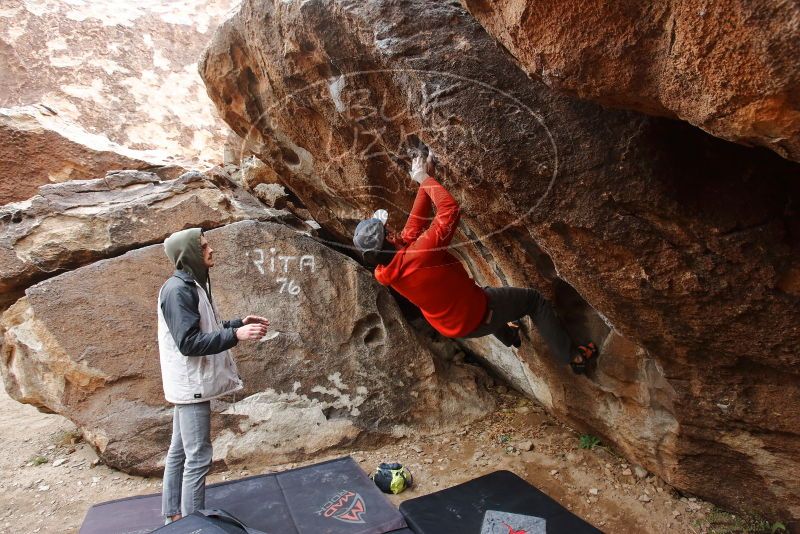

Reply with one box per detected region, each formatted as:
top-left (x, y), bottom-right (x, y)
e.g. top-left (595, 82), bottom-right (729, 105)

top-left (161, 401), bottom-right (212, 518)
top-left (463, 287), bottom-right (575, 364)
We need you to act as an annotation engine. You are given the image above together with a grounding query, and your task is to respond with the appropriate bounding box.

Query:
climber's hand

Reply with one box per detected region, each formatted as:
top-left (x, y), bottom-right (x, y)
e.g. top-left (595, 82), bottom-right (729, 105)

top-left (425, 150), bottom-right (436, 177)
top-left (410, 155), bottom-right (427, 184)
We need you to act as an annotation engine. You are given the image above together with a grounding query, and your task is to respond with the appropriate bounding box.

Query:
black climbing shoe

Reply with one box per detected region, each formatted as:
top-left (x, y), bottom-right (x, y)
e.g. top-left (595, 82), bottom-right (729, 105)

top-left (508, 321), bottom-right (521, 348)
top-left (570, 342), bottom-right (598, 375)
top-left (493, 321), bottom-right (522, 348)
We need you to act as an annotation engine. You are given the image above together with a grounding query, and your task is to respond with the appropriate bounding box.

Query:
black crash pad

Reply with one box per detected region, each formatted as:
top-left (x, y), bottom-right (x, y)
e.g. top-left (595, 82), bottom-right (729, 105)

top-left (80, 456), bottom-right (409, 534)
top-left (399, 470), bottom-right (602, 534)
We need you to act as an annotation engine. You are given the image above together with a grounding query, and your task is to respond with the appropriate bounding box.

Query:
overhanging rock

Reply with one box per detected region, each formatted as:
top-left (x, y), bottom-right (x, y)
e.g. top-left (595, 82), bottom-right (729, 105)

top-left (460, 0), bottom-right (800, 163)
top-left (200, 0), bottom-right (800, 519)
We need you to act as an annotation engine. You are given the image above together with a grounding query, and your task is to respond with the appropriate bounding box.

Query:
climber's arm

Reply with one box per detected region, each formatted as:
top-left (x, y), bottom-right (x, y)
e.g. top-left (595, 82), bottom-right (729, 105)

top-left (407, 176), bottom-right (461, 252)
top-left (398, 185), bottom-right (434, 245)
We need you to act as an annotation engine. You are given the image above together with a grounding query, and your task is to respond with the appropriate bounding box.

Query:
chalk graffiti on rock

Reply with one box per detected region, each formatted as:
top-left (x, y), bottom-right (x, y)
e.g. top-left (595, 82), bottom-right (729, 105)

top-left (247, 248), bottom-right (318, 296)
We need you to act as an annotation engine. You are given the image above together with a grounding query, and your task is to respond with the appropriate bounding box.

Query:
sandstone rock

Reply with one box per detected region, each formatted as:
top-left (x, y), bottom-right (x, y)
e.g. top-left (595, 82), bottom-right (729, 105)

top-left (253, 183), bottom-right (289, 209)
top-left (1, 221), bottom-right (493, 474)
top-left (518, 441), bottom-right (533, 452)
top-left (241, 156), bottom-right (282, 190)
top-left (218, 159), bottom-right (314, 222)
top-left (0, 105), bottom-right (183, 205)
top-left (0, 0), bottom-right (237, 167)
top-left (634, 465), bottom-right (649, 480)
top-left (199, 0), bottom-right (800, 519)
top-left (223, 132), bottom-right (246, 166)
top-left (460, 0), bottom-right (800, 163)
top-left (0, 170), bottom-right (287, 309)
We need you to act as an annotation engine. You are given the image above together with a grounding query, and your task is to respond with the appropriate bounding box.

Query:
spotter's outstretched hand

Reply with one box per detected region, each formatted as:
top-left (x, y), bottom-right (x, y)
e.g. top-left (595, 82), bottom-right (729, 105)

top-left (243, 315), bottom-right (270, 326)
top-left (236, 323), bottom-right (269, 341)
top-left (237, 314), bottom-right (270, 342)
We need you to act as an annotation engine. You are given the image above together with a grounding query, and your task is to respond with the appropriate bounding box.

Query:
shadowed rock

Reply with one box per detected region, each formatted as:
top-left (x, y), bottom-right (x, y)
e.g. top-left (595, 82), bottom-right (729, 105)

top-left (461, 0), bottom-right (800, 162)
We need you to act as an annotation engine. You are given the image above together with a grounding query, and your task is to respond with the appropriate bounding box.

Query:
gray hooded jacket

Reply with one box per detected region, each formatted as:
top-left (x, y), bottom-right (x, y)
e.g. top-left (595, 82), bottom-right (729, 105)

top-left (157, 228), bottom-right (243, 403)
top-left (160, 228), bottom-right (242, 355)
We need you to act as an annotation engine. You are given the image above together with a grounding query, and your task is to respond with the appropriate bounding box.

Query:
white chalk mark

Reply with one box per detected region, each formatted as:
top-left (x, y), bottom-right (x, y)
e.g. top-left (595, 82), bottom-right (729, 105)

top-left (252, 248), bottom-right (265, 274)
top-left (278, 255), bottom-right (297, 273)
top-left (329, 75), bottom-right (346, 113)
top-left (276, 277), bottom-right (300, 295)
top-left (259, 331), bottom-right (280, 341)
top-left (299, 255), bottom-right (316, 273)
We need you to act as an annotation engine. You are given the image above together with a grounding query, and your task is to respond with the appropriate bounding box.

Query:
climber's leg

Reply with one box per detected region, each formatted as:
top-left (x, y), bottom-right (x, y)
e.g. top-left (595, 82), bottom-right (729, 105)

top-left (464, 287), bottom-right (580, 366)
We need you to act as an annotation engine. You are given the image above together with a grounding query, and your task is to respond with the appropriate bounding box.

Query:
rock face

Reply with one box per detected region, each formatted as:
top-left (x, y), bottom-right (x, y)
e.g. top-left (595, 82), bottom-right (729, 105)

top-left (0, 0), bottom-right (237, 167)
top-left (0, 105), bottom-right (183, 204)
top-left (200, 0), bottom-right (800, 520)
top-left (0, 169), bottom-right (286, 309)
top-left (1, 221), bottom-right (493, 474)
top-left (460, 0), bottom-right (800, 163)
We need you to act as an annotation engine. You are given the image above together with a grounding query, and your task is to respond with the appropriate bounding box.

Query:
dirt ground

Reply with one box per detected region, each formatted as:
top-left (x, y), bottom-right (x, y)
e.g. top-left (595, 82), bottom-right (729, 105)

top-left (0, 384), bottom-right (721, 534)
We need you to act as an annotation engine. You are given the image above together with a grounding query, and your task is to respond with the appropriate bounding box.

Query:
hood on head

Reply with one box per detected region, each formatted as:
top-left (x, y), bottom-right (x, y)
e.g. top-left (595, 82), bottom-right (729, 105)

top-left (164, 228), bottom-right (210, 295)
top-left (353, 218), bottom-right (385, 255)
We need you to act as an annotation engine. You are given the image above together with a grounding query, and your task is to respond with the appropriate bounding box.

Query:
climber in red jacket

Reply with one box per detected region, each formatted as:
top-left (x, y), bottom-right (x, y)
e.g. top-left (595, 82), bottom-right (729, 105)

top-left (353, 153), bottom-right (597, 374)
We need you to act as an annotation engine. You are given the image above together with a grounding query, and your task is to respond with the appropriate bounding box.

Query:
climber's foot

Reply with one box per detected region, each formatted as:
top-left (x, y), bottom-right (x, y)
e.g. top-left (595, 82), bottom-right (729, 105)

top-left (493, 321), bottom-right (522, 348)
top-left (570, 342), bottom-right (598, 375)
top-left (507, 321), bottom-right (521, 348)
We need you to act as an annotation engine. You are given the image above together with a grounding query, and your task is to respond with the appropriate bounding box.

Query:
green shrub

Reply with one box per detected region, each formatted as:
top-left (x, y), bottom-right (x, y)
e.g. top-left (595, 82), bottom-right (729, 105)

top-left (579, 434), bottom-right (601, 450)
top-left (702, 508), bottom-right (786, 534)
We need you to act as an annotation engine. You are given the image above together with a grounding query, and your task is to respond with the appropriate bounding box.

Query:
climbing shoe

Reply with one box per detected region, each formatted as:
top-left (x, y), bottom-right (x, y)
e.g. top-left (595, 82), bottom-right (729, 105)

top-left (493, 321), bottom-right (521, 348)
top-left (570, 342), bottom-right (598, 375)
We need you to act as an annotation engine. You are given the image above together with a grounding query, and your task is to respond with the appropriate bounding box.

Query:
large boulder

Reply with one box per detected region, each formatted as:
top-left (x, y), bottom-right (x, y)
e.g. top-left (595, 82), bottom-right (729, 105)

top-left (1, 221), bottom-right (493, 474)
top-left (0, 0), bottom-right (237, 167)
top-left (0, 169), bottom-right (290, 309)
top-left (0, 105), bottom-right (182, 205)
top-left (199, 0), bottom-right (800, 520)
top-left (460, 0), bottom-right (800, 163)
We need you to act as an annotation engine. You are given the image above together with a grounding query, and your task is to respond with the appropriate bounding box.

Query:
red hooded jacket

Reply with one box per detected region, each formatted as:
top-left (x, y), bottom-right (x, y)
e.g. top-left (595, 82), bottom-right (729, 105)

top-left (374, 176), bottom-right (488, 337)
